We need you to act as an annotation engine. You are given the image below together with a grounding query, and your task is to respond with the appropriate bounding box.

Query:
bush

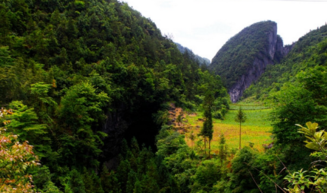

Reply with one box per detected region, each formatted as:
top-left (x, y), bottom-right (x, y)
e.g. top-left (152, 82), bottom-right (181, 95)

top-left (75, 1), bottom-right (85, 10)
top-left (213, 111), bottom-right (223, 119)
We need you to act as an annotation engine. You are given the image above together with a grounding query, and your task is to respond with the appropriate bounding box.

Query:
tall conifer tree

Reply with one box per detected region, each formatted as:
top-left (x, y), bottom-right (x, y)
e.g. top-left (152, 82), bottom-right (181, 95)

top-left (235, 107), bottom-right (247, 149)
top-left (200, 91), bottom-right (214, 156)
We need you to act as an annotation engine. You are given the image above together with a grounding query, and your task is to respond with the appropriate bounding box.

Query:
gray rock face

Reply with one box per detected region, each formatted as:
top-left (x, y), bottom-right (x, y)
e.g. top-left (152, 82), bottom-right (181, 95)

top-left (267, 24), bottom-right (278, 60)
top-left (228, 28), bottom-right (293, 103)
top-left (229, 54), bottom-right (273, 102)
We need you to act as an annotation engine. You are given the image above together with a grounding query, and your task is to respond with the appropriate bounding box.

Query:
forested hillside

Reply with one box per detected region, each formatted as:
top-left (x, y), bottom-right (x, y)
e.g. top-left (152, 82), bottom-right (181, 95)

top-left (175, 42), bottom-right (210, 66)
top-left (243, 24), bottom-right (327, 100)
top-left (210, 21), bottom-right (278, 88)
top-left (209, 21), bottom-right (292, 102)
top-left (0, 0), bottom-right (228, 192)
top-left (230, 23), bottom-right (327, 192)
top-left (2, 0), bottom-right (327, 192)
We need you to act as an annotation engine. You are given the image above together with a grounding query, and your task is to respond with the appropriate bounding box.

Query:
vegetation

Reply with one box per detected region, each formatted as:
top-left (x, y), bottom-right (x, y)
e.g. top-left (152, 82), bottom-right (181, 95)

top-left (0, 0), bottom-right (228, 191)
top-left (0, 108), bottom-right (40, 193)
top-left (199, 91), bottom-right (214, 156)
top-left (285, 122), bottom-right (327, 192)
top-left (209, 21), bottom-right (281, 89)
top-left (184, 103), bottom-right (272, 152)
top-left (175, 42), bottom-right (210, 66)
top-left (243, 24), bottom-right (327, 100)
top-left (1, 0), bottom-right (327, 192)
top-left (234, 107), bottom-right (247, 149)
top-left (181, 58), bottom-right (327, 191)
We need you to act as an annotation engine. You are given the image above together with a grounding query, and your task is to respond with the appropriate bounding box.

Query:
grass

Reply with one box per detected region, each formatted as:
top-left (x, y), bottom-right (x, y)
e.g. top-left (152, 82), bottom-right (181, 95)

top-left (229, 105), bottom-right (269, 110)
top-left (183, 103), bottom-right (273, 153)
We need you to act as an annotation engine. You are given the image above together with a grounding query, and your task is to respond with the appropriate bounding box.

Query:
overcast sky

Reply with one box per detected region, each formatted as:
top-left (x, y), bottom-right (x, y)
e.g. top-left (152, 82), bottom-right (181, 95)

top-left (121, 0), bottom-right (327, 61)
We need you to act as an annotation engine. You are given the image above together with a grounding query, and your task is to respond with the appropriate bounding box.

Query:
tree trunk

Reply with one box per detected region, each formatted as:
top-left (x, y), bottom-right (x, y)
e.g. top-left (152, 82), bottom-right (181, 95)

top-left (204, 137), bottom-right (206, 155)
top-left (192, 141), bottom-right (194, 150)
top-left (209, 139), bottom-right (211, 158)
top-left (239, 122), bottom-right (241, 149)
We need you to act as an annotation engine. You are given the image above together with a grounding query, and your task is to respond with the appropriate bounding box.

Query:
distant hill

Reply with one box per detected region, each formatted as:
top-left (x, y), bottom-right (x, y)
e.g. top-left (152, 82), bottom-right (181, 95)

top-left (175, 42), bottom-right (210, 66)
top-left (243, 24), bottom-right (327, 100)
top-left (209, 21), bottom-right (292, 102)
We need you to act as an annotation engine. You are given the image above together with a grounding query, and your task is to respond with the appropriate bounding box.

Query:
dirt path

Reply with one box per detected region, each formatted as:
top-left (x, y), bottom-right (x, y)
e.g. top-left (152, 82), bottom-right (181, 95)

top-left (168, 103), bottom-right (191, 133)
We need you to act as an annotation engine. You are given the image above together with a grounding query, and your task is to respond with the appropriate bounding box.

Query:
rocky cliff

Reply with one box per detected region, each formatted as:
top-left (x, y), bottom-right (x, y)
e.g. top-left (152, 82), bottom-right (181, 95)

top-left (209, 21), bottom-right (293, 102)
top-left (228, 34), bottom-right (293, 102)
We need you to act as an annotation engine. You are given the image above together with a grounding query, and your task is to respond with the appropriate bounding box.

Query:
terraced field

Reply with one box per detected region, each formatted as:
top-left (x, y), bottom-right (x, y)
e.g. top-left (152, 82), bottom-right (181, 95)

top-left (182, 103), bottom-right (273, 153)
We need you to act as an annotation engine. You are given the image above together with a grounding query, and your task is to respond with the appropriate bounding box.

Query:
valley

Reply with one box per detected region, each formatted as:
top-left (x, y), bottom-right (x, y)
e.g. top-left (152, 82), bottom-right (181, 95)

top-left (1, 0), bottom-right (327, 192)
top-left (169, 103), bottom-right (272, 153)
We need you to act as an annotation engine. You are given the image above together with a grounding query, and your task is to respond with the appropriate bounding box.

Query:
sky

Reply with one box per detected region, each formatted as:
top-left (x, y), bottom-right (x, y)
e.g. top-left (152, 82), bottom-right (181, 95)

top-left (121, 0), bottom-right (327, 61)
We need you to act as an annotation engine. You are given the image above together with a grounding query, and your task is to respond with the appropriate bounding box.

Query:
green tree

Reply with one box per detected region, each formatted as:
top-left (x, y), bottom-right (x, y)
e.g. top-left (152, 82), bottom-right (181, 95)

top-left (188, 131), bottom-right (195, 150)
top-left (31, 166), bottom-right (60, 192)
top-left (192, 160), bottom-right (222, 193)
top-left (234, 107), bottom-right (246, 149)
top-left (7, 101), bottom-right (47, 143)
top-left (116, 158), bottom-right (131, 191)
top-left (218, 134), bottom-right (227, 165)
top-left (131, 137), bottom-right (140, 158)
top-left (133, 179), bottom-right (142, 193)
top-left (100, 165), bottom-right (121, 193)
top-left (68, 169), bottom-right (85, 193)
top-left (58, 82), bottom-right (109, 167)
top-left (0, 107), bottom-right (40, 193)
top-left (200, 91), bottom-right (214, 156)
top-left (82, 168), bottom-right (104, 193)
top-left (230, 146), bottom-right (259, 193)
top-left (0, 46), bottom-right (13, 67)
top-left (126, 170), bottom-right (137, 193)
top-left (285, 122), bottom-right (327, 192)
top-left (176, 114), bottom-right (183, 127)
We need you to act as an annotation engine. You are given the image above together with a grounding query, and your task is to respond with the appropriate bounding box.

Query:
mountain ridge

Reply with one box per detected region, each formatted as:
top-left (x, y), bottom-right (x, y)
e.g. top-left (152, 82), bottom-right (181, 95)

top-left (243, 23), bottom-right (327, 100)
top-left (175, 42), bottom-right (210, 66)
top-left (209, 21), bottom-right (292, 102)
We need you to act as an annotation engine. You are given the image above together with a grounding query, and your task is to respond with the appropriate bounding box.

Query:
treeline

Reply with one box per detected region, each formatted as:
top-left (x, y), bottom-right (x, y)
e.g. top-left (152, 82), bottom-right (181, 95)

top-left (243, 23), bottom-right (327, 100)
top-left (150, 61), bottom-right (327, 192)
top-left (0, 0), bottom-right (228, 192)
top-left (175, 42), bottom-right (210, 66)
top-left (236, 23), bottom-right (327, 192)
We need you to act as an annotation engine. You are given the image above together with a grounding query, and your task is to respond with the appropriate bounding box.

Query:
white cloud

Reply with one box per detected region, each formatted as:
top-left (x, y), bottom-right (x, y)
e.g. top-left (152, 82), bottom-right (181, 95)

top-left (122, 0), bottom-right (327, 60)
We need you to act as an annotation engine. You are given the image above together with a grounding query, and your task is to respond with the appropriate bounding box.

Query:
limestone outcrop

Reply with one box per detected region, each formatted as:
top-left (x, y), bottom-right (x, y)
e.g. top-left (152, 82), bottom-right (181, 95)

top-left (228, 33), bottom-right (293, 102)
top-left (209, 21), bottom-right (293, 102)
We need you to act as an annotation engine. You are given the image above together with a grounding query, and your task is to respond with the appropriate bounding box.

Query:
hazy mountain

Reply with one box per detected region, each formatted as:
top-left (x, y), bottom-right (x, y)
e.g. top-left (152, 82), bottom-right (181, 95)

top-left (175, 42), bottom-right (210, 66)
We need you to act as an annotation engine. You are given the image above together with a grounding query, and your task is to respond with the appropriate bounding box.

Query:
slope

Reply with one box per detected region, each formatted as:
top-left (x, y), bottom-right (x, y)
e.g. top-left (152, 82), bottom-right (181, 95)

top-left (0, 0), bottom-right (228, 191)
top-left (243, 24), bottom-right (327, 100)
top-left (175, 42), bottom-right (210, 66)
top-left (209, 21), bottom-right (292, 102)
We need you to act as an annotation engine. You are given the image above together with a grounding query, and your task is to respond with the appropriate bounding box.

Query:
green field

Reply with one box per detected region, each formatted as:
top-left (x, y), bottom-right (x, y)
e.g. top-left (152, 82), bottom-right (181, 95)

top-left (184, 103), bottom-right (273, 152)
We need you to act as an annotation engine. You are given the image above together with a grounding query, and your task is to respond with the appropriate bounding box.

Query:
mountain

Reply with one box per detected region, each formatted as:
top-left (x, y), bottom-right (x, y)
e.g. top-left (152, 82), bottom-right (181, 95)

top-left (243, 24), bottom-right (327, 100)
top-left (175, 42), bottom-right (210, 66)
top-left (209, 21), bottom-right (293, 102)
top-left (0, 0), bottom-right (228, 191)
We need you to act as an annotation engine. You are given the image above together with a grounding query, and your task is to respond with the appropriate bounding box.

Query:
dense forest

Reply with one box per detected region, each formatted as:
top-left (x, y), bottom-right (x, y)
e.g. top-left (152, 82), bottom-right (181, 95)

top-left (1, 0), bottom-right (327, 192)
top-left (0, 0), bottom-right (229, 192)
top-left (243, 23), bottom-right (327, 100)
top-left (238, 23), bottom-right (327, 192)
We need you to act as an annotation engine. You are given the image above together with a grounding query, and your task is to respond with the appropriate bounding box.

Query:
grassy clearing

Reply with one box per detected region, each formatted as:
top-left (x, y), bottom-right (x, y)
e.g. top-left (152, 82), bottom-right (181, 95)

top-left (229, 105), bottom-right (269, 110)
top-left (222, 108), bottom-right (271, 126)
top-left (183, 103), bottom-right (273, 152)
